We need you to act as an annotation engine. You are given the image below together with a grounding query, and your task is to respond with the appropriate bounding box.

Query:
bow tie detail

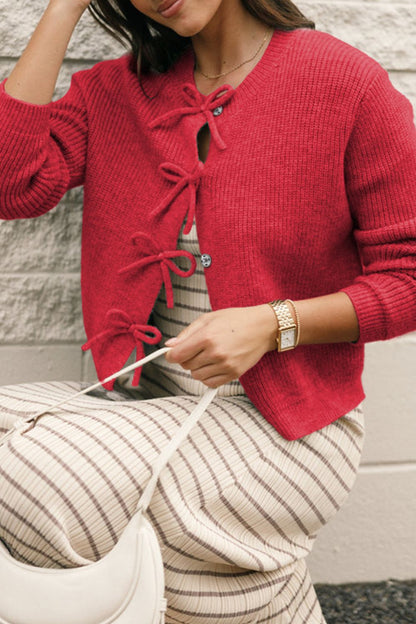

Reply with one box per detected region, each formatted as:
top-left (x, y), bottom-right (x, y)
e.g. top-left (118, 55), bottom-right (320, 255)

top-left (82, 309), bottom-right (162, 353)
top-left (118, 232), bottom-right (197, 309)
top-left (151, 160), bottom-right (204, 235)
top-left (149, 83), bottom-right (235, 150)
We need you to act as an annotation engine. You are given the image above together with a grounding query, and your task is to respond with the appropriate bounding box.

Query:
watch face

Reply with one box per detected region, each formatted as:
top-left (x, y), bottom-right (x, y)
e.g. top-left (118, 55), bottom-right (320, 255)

top-left (280, 328), bottom-right (296, 350)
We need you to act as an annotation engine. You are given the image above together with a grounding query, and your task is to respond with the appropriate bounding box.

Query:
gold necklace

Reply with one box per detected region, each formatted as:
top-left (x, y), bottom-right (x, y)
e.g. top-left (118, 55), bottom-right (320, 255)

top-left (194, 28), bottom-right (272, 80)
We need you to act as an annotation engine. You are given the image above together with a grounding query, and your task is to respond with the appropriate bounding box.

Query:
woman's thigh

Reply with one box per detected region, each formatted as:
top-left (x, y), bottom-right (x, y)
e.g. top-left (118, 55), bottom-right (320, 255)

top-left (0, 381), bottom-right (364, 623)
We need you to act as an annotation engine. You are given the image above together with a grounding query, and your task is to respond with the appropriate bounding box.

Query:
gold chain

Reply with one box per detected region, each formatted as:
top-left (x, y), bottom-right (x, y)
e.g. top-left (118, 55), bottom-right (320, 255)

top-left (194, 28), bottom-right (272, 80)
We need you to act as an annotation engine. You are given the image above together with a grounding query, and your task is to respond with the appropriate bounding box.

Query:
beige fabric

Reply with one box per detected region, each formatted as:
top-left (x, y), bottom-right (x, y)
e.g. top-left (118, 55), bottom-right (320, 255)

top-left (0, 223), bottom-right (365, 624)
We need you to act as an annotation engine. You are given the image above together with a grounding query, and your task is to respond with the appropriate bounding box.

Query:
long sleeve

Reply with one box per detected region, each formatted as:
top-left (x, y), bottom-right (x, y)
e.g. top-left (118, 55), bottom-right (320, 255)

top-left (0, 73), bottom-right (88, 220)
top-left (341, 66), bottom-right (416, 344)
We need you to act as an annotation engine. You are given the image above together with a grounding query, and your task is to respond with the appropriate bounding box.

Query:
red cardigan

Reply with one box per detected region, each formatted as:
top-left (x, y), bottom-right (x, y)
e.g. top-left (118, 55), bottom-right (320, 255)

top-left (1, 28), bottom-right (415, 439)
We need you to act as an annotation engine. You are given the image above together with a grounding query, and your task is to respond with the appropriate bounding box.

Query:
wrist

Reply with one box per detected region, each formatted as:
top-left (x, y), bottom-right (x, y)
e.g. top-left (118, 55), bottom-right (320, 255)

top-left (256, 304), bottom-right (280, 352)
top-left (47, 0), bottom-right (88, 20)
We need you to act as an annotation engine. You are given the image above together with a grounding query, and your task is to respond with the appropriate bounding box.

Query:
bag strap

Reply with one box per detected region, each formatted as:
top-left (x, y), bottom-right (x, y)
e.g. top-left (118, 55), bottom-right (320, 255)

top-left (137, 380), bottom-right (218, 514)
top-left (1, 348), bottom-right (219, 513)
top-left (1, 347), bottom-right (173, 435)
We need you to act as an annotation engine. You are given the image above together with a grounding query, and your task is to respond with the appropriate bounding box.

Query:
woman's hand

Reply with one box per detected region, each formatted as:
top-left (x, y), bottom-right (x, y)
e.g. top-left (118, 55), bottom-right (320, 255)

top-left (164, 305), bottom-right (277, 388)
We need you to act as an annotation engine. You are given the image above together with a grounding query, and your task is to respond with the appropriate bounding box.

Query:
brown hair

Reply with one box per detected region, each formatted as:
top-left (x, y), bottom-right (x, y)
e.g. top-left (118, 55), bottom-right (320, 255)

top-left (88, 0), bottom-right (315, 75)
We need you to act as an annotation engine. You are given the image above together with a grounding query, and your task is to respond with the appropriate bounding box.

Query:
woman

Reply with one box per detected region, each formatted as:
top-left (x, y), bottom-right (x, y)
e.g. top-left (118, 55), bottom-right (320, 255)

top-left (0, 0), bottom-right (415, 622)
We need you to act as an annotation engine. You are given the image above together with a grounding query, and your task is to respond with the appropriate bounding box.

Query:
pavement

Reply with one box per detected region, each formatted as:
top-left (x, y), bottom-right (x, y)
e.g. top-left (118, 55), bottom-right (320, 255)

top-left (315, 579), bottom-right (416, 623)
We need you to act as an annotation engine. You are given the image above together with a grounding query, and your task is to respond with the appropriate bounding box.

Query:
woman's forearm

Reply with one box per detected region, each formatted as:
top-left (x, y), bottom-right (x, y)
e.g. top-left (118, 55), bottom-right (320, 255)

top-left (165, 292), bottom-right (360, 388)
top-left (294, 292), bottom-right (359, 345)
top-left (4, 1), bottom-right (88, 105)
top-left (262, 291), bottom-right (360, 349)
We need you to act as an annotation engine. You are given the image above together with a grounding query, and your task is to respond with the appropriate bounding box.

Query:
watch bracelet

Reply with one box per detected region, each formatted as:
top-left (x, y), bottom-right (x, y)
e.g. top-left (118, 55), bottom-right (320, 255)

top-left (268, 299), bottom-right (301, 348)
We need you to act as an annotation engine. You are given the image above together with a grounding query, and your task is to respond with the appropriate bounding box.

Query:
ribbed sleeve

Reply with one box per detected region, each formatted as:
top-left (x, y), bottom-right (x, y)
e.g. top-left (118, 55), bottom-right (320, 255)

top-left (341, 67), bottom-right (416, 344)
top-left (0, 74), bottom-right (88, 220)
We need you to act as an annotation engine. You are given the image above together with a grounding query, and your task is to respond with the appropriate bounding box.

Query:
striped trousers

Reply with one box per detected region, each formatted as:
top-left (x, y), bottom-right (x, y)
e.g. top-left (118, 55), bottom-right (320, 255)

top-left (0, 380), bottom-right (364, 624)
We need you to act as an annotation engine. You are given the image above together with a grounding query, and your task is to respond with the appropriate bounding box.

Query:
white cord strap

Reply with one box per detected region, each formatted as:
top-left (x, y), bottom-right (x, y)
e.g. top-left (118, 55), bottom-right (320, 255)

top-left (0, 347), bottom-right (219, 513)
top-left (0, 347), bottom-right (172, 444)
top-left (137, 384), bottom-right (218, 514)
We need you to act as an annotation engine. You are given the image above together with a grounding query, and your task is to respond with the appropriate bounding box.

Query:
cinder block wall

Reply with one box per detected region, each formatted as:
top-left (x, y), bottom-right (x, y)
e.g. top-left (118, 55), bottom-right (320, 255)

top-left (0, 1), bottom-right (415, 584)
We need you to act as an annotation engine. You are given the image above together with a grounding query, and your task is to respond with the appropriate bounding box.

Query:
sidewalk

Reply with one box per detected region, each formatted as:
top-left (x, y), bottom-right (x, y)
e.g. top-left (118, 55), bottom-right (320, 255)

top-left (316, 579), bottom-right (416, 624)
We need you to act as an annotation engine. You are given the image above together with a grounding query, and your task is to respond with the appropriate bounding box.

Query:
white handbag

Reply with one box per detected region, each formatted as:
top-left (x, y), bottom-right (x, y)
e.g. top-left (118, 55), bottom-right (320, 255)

top-left (0, 347), bottom-right (218, 624)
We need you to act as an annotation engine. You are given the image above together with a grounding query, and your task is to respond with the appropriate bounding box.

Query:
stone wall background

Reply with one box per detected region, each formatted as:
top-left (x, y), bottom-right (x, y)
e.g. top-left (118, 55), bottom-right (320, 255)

top-left (0, 0), bottom-right (415, 584)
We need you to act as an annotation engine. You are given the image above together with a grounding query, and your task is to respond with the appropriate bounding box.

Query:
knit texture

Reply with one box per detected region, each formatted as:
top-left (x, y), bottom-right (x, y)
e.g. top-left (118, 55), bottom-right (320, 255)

top-left (0, 28), bottom-right (415, 439)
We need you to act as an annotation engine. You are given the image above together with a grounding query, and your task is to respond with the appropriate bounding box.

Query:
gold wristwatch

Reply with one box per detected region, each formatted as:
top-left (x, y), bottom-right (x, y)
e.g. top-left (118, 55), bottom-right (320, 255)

top-left (268, 299), bottom-right (299, 352)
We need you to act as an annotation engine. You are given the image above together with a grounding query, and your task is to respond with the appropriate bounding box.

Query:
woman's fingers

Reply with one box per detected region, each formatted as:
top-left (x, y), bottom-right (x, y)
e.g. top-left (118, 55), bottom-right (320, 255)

top-left (164, 305), bottom-right (277, 386)
top-left (165, 314), bottom-right (213, 363)
top-left (165, 315), bottom-right (204, 343)
top-left (190, 366), bottom-right (232, 388)
top-left (165, 338), bottom-right (234, 387)
top-left (179, 352), bottom-right (215, 371)
top-left (198, 375), bottom-right (230, 389)
top-left (165, 339), bottom-right (205, 365)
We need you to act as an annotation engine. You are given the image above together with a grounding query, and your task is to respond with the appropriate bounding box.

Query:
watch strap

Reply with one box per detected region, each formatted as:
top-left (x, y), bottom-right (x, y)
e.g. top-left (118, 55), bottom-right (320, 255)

top-left (268, 299), bottom-right (299, 351)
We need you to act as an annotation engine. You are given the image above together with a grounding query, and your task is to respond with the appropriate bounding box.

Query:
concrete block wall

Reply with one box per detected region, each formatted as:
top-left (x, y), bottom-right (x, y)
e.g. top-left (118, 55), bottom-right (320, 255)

top-left (0, 1), bottom-right (415, 584)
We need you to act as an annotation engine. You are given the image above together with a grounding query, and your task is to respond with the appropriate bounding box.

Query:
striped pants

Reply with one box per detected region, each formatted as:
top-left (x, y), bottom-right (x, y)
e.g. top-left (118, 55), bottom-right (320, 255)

top-left (0, 379), bottom-right (365, 623)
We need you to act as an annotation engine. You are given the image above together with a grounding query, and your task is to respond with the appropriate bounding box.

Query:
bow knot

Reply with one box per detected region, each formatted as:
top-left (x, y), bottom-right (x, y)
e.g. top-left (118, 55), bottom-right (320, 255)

top-left (181, 83), bottom-right (235, 114)
top-left (118, 232), bottom-right (197, 308)
top-left (82, 309), bottom-right (162, 352)
top-left (149, 83), bottom-right (234, 150)
top-left (159, 160), bottom-right (204, 185)
top-left (151, 161), bottom-right (204, 234)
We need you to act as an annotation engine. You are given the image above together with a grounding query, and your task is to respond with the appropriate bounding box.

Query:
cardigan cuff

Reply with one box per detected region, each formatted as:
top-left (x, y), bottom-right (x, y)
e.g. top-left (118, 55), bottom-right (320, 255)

top-left (340, 280), bottom-right (388, 346)
top-left (340, 276), bottom-right (416, 346)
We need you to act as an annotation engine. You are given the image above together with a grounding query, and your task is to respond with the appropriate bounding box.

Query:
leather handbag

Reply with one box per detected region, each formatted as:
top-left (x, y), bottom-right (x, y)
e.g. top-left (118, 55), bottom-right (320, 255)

top-left (0, 347), bottom-right (218, 624)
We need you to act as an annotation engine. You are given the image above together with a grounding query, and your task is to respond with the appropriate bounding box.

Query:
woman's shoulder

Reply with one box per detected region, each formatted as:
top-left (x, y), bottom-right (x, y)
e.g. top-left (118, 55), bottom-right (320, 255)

top-left (286, 28), bottom-right (385, 87)
top-left (59, 53), bottom-right (171, 112)
top-left (68, 54), bottom-right (136, 93)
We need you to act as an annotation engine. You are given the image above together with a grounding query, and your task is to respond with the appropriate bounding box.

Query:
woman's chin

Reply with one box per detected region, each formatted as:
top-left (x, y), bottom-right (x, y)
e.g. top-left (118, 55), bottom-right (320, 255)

top-left (164, 18), bottom-right (207, 38)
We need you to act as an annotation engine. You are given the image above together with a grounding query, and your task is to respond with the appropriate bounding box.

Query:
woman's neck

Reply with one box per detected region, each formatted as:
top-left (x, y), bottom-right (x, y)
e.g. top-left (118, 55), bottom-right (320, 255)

top-left (191, 1), bottom-right (271, 93)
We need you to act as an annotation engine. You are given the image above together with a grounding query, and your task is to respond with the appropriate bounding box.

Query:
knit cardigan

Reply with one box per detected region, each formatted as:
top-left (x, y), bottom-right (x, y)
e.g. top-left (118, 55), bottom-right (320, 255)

top-left (1, 28), bottom-right (416, 440)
